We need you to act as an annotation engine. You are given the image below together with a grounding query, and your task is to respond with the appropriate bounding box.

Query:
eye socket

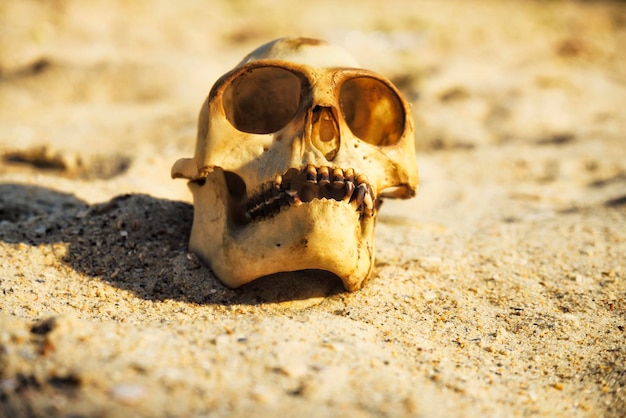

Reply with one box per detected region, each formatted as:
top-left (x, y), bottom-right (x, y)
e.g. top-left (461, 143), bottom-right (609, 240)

top-left (339, 77), bottom-right (406, 146)
top-left (222, 66), bottom-right (303, 134)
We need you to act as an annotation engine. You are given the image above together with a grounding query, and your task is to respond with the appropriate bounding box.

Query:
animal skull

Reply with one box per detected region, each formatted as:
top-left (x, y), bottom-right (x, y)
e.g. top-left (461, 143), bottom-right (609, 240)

top-left (172, 37), bottom-right (418, 291)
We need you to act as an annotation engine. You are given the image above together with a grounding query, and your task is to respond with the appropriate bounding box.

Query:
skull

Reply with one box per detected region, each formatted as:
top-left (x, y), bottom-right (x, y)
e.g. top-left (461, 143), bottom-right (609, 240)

top-left (172, 37), bottom-right (418, 291)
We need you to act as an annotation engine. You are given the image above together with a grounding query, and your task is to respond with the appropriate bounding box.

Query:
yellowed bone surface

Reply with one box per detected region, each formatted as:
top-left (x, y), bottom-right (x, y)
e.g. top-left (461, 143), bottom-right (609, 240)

top-left (172, 37), bottom-right (418, 291)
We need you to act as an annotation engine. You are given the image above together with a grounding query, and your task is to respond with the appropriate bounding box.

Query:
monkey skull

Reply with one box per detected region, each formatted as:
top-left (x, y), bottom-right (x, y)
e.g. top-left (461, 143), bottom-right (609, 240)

top-left (172, 37), bottom-right (418, 291)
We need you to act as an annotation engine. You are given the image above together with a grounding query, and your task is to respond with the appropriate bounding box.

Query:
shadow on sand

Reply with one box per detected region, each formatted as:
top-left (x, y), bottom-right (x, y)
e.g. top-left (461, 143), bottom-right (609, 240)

top-left (0, 183), bottom-right (343, 305)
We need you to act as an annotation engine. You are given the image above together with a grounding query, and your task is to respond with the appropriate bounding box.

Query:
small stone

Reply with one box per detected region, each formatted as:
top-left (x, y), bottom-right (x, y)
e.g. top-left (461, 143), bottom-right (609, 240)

top-left (275, 362), bottom-right (307, 378)
top-left (250, 384), bottom-right (276, 404)
top-left (110, 383), bottom-right (148, 404)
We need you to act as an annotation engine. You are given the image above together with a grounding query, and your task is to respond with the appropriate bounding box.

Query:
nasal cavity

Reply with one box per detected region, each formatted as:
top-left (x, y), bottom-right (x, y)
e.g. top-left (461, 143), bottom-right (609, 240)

top-left (311, 106), bottom-right (340, 161)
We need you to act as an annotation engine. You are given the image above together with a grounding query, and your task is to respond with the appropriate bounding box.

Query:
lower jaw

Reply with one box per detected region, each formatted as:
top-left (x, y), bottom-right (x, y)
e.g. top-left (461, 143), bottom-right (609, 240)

top-left (190, 200), bottom-right (375, 291)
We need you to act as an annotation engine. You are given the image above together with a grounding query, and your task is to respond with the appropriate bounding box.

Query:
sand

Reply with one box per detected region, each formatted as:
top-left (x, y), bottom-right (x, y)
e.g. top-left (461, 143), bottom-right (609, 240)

top-left (1, 0), bottom-right (625, 417)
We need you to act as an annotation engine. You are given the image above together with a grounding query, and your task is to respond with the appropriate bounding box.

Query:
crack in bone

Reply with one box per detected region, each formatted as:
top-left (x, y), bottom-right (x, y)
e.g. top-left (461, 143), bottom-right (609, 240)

top-left (243, 166), bottom-right (375, 222)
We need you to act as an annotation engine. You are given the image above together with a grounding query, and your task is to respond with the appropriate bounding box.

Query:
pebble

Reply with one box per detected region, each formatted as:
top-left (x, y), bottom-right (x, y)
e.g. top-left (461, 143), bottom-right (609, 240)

top-left (109, 383), bottom-right (148, 404)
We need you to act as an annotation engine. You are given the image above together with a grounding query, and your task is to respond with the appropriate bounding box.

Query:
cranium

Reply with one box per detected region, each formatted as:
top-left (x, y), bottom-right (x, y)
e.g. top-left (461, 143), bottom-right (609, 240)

top-left (172, 37), bottom-right (418, 291)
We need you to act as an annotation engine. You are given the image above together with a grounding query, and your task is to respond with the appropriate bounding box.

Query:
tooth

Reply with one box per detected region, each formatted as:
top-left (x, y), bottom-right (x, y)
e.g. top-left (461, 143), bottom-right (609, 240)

top-left (306, 164), bottom-right (317, 183)
top-left (301, 186), bottom-right (317, 202)
top-left (318, 166), bottom-right (330, 186)
top-left (285, 190), bottom-right (302, 206)
top-left (272, 178), bottom-right (282, 197)
top-left (331, 168), bottom-right (344, 189)
top-left (344, 168), bottom-right (355, 183)
top-left (356, 173), bottom-right (369, 185)
top-left (363, 186), bottom-right (374, 215)
top-left (344, 180), bottom-right (355, 200)
top-left (351, 183), bottom-right (367, 210)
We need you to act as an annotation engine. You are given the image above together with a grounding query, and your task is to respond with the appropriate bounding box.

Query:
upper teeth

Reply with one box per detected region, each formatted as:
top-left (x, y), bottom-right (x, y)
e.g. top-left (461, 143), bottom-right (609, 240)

top-left (244, 166), bottom-right (375, 221)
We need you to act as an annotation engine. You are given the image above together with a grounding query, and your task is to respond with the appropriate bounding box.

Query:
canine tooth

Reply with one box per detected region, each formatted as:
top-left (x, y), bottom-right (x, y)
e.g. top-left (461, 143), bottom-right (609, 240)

top-left (274, 174), bottom-right (283, 188)
top-left (352, 183), bottom-right (367, 209)
top-left (344, 180), bottom-right (355, 200)
top-left (318, 166), bottom-right (330, 186)
top-left (363, 187), bottom-right (374, 214)
top-left (331, 168), bottom-right (344, 189)
top-left (306, 164), bottom-right (317, 183)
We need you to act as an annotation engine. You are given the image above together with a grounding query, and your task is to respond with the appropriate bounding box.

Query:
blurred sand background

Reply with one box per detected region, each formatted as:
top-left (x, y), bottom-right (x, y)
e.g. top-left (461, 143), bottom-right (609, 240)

top-left (1, 0), bottom-right (625, 417)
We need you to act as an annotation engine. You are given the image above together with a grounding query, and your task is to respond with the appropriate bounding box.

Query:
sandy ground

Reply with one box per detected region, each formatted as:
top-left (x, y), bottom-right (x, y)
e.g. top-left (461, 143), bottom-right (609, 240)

top-left (1, 0), bottom-right (625, 417)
